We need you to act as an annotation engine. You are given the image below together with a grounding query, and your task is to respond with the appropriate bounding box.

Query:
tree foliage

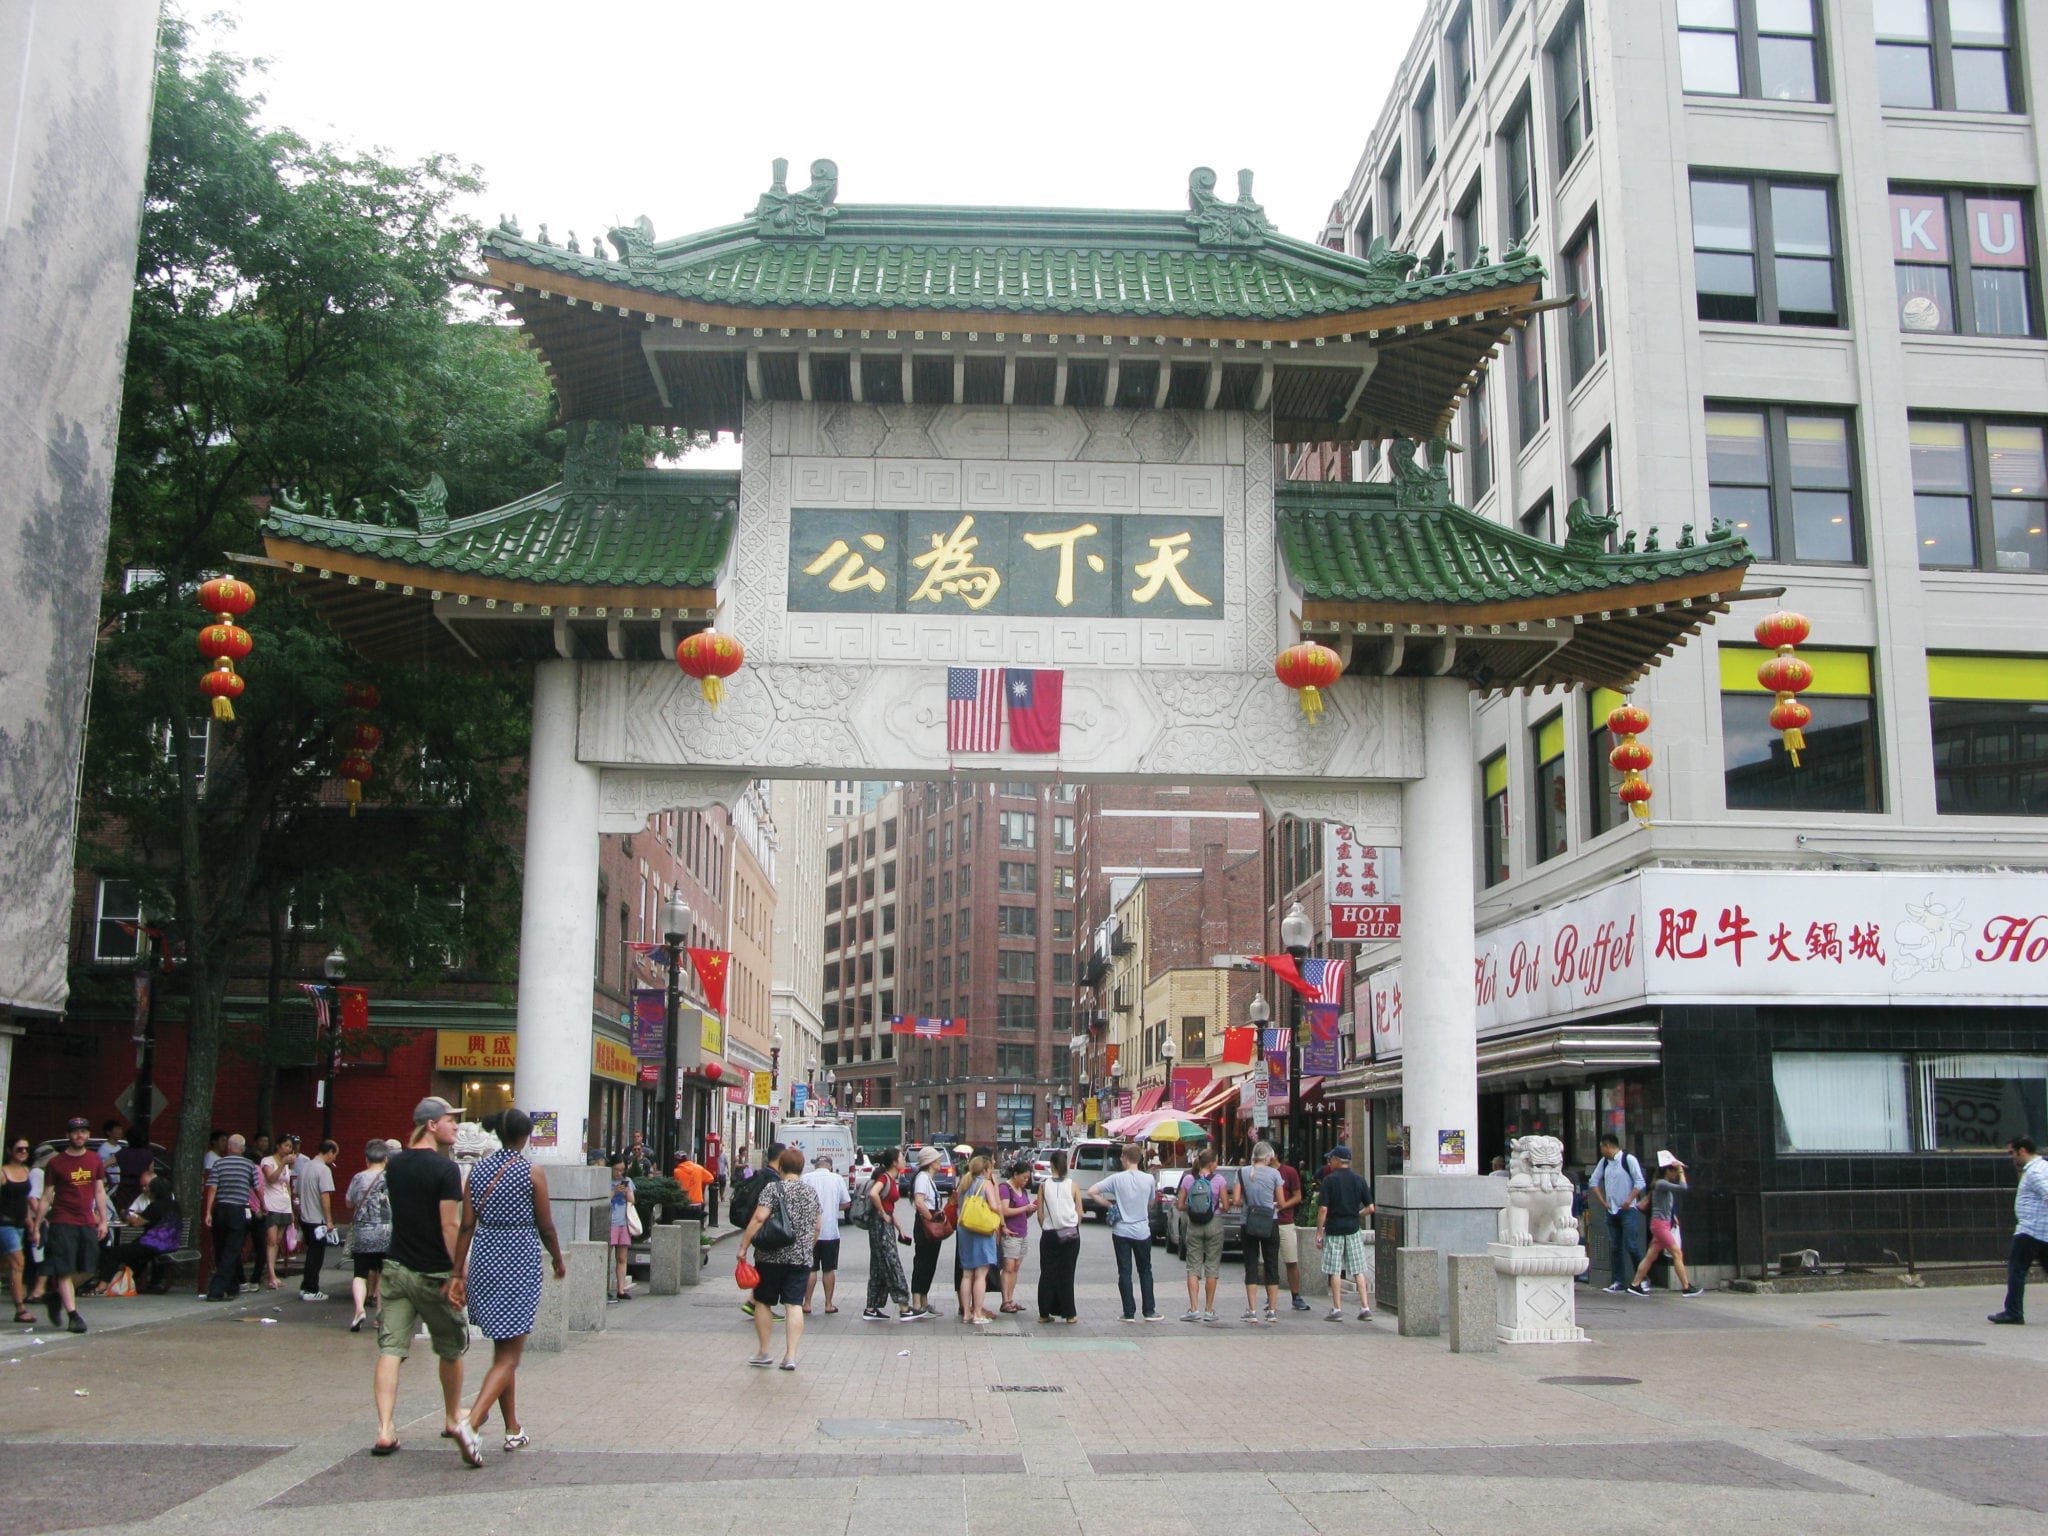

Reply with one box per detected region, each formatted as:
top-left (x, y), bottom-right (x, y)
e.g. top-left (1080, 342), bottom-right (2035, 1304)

top-left (87, 17), bottom-right (601, 1214)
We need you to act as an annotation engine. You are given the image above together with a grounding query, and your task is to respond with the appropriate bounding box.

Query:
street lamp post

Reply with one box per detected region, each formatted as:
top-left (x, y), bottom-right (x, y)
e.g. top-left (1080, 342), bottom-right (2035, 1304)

top-left (770, 1025), bottom-right (784, 1139)
top-left (319, 945), bottom-right (347, 1143)
top-left (659, 891), bottom-right (692, 1172)
top-left (1247, 992), bottom-right (1271, 1149)
top-left (130, 919), bottom-right (164, 1149)
top-left (1281, 901), bottom-right (1313, 1170)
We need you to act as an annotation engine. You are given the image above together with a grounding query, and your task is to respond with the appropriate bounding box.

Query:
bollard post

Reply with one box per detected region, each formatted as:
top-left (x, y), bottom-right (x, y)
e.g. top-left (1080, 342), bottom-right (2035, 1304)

top-left (1396, 1246), bottom-right (1441, 1337)
top-left (1447, 1253), bottom-right (1496, 1353)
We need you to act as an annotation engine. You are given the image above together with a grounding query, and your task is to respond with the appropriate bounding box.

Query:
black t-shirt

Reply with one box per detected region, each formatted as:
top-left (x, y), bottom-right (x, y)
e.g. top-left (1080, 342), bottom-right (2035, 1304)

top-left (384, 1149), bottom-right (462, 1273)
top-left (1318, 1168), bottom-right (1374, 1236)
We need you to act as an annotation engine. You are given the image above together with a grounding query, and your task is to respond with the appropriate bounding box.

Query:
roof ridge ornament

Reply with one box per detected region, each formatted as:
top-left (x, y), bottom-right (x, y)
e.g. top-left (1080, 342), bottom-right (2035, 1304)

top-left (1388, 437), bottom-right (1453, 510)
top-left (753, 157), bottom-right (840, 239)
top-left (608, 215), bottom-right (658, 270)
top-left (398, 474), bottom-right (450, 537)
top-left (1185, 167), bottom-right (1274, 249)
top-left (1362, 236), bottom-right (1421, 293)
top-left (1562, 495), bottom-right (1619, 556)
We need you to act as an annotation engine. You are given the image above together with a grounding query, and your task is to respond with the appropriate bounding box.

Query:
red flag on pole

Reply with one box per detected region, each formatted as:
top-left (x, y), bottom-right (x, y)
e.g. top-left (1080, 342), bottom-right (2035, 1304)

top-left (1221, 1025), bottom-right (1256, 1066)
top-left (1255, 953), bottom-right (1317, 1001)
top-left (1003, 668), bottom-right (1064, 753)
top-left (337, 986), bottom-right (369, 1033)
top-left (688, 948), bottom-right (730, 1014)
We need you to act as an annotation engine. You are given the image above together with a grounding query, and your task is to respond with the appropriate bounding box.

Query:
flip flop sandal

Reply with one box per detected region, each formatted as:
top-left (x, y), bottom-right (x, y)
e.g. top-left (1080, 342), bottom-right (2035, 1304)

top-left (779, 1359), bottom-right (798, 1370)
top-left (371, 1441), bottom-right (401, 1457)
top-left (502, 1433), bottom-right (530, 1452)
top-left (824, 1306), bottom-right (839, 1314)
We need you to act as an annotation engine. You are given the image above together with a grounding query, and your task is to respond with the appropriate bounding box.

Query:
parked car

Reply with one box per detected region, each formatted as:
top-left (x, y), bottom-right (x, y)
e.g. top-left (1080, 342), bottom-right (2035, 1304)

top-left (1029, 1148), bottom-right (1056, 1188)
top-left (1162, 1164), bottom-right (1247, 1258)
top-left (1068, 1138), bottom-right (1121, 1216)
top-left (903, 1143), bottom-right (958, 1198)
top-left (1148, 1167), bottom-right (1181, 1244)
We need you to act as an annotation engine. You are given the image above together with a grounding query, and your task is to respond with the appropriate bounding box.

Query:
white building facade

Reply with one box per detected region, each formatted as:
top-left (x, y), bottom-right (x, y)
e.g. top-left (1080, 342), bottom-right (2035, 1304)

top-left (769, 778), bottom-right (828, 1113)
top-left (1325, 0), bottom-right (2048, 1277)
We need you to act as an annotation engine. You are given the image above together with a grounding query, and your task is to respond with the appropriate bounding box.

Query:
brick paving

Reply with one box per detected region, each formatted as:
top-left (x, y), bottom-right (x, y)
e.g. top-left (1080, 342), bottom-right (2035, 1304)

top-left (5, 1240), bottom-right (2048, 1533)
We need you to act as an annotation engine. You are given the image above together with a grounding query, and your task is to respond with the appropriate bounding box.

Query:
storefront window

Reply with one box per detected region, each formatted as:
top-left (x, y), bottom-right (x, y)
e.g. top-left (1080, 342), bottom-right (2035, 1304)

top-left (1721, 645), bottom-right (1883, 812)
top-left (1922, 1054), bottom-right (2048, 1148)
top-left (1772, 1052), bottom-right (1911, 1151)
top-left (1928, 653), bottom-right (2048, 814)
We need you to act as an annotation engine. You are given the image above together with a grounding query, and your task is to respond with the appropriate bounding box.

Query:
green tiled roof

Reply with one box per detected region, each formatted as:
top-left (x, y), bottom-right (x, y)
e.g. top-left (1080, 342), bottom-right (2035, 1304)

top-left (1277, 479), bottom-right (1752, 608)
top-left (482, 163), bottom-right (1542, 325)
top-left (263, 470), bottom-right (738, 590)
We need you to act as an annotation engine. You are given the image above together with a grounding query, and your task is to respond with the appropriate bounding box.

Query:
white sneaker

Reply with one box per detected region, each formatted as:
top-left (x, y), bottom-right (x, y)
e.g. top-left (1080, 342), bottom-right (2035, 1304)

top-left (1202, 1310), bottom-right (1217, 1323)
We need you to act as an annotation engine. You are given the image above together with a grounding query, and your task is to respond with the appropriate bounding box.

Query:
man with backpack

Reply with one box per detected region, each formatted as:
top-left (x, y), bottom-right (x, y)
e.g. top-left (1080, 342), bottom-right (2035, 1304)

top-left (1589, 1133), bottom-right (1647, 1294)
top-left (1175, 1150), bottom-right (1227, 1322)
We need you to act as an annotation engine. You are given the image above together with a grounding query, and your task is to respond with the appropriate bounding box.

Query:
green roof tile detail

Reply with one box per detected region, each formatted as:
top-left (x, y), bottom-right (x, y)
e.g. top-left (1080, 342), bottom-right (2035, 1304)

top-left (263, 469), bottom-right (738, 590)
top-left (1277, 452), bottom-right (1750, 607)
top-left (484, 164), bottom-right (1542, 324)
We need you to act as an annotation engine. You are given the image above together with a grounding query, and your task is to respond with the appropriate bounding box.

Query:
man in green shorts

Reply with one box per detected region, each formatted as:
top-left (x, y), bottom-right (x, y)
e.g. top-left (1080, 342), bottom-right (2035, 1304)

top-left (372, 1097), bottom-right (481, 1466)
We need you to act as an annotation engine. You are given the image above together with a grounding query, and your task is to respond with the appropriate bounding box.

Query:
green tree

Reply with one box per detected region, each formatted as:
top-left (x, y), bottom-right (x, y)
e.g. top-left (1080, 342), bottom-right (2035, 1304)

top-left (86, 18), bottom-right (602, 1218)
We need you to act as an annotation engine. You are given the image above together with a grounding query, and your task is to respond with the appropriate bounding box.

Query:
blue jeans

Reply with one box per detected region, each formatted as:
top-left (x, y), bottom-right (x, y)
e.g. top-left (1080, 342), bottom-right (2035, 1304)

top-left (1112, 1233), bottom-right (1155, 1319)
top-left (2004, 1233), bottom-right (2048, 1321)
top-left (1605, 1207), bottom-right (1644, 1287)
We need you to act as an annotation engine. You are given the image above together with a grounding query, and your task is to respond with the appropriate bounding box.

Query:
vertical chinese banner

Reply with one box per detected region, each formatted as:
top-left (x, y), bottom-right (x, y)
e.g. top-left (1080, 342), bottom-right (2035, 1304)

top-left (1323, 824), bottom-right (1402, 942)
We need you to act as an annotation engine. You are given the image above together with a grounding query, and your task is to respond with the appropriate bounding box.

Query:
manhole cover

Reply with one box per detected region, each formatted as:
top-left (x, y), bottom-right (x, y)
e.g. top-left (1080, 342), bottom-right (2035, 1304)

top-left (990, 1384), bottom-right (1065, 1394)
top-left (1819, 1312), bottom-right (1888, 1319)
top-left (818, 1418), bottom-right (967, 1439)
top-left (1540, 1375), bottom-right (1641, 1386)
top-left (1898, 1338), bottom-right (1984, 1347)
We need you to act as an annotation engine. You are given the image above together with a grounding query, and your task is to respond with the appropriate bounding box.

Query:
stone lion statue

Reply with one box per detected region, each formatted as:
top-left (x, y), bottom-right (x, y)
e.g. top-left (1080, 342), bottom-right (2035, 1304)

top-left (1498, 1134), bottom-right (1580, 1247)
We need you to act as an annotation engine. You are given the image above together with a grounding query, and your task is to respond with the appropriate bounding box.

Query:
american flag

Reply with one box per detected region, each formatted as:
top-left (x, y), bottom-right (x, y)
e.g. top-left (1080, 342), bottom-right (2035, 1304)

top-left (947, 666), bottom-right (1004, 753)
top-left (1298, 957), bottom-right (1347, 1006)
top-left (297, 982), bottom-right (332, 1033)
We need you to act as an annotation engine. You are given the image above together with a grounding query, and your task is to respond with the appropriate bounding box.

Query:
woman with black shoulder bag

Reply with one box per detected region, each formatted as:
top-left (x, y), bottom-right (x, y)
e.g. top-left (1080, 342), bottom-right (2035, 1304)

top-left (1035, 1149), bottom-right (1083, 1324)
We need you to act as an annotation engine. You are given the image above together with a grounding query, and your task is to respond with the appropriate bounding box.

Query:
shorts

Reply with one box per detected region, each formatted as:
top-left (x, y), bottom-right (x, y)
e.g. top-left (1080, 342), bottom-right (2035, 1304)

top-left (753, 1261), bottom-right (808, 1306)
top-left (813, 1238), bottom-right (842, 1273)
top-left (351, 1251), bottom-right (386, 1279)
top-left (0, 1225), bottom-right (22, 1256)
top-left (1277, 1221), bottom-right (1300, 1267)
top-left (999, 1233), bottom-right (1028, 1265)
top-left (44, 1223), bottom-right (99, 1278)
top-left (263, 1211), bottom-right (293, 1231)
top-left (1649, 1217), bottom-right (1682, 1253)
top-left (1321, 1229), bottom-right (1371, 1279)
top-left (1182, 1221), bottom-right (1224, 1278)
top-left (377, 1260), bottom-right (470, 1362)
top-left (609, 1224), bottom-right (633, 1246)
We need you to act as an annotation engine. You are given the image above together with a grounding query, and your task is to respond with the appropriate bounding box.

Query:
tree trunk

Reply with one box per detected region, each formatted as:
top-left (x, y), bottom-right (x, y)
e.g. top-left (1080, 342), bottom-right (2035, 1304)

top-left (168, 721), bottom-right (220, 1225)
top-left (255, 891), bottom-right (286, 1138)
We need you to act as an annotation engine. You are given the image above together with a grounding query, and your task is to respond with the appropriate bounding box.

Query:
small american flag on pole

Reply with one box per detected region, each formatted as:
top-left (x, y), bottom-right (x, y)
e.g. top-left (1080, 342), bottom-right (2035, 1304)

top-left (1298, 957), bottom-right (1348, 1006)
top-left (947, 666), bottom-right (1004, 753)
top-left (297, 982), bottom-right (332, 1033)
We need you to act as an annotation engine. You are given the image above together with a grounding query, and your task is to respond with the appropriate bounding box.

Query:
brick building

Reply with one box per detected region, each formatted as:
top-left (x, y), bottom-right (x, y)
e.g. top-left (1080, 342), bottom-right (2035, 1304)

top-left (821, 785), bottom-right (901, 1113)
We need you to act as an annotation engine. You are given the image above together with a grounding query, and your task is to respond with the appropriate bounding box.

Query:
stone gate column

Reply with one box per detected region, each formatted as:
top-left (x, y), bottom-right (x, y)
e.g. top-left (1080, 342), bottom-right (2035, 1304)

top-left (513, 658), bottom-right (600, 1165)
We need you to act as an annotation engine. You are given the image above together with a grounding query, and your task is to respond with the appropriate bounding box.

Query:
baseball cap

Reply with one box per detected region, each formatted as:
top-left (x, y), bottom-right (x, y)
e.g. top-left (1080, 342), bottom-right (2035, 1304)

top-left (413, 1096), bottom-right (458, 1126)
top-left (1656, 1149), bottom-right (1678, 1168)
top-left (66, 1116), bottom-right (90, 1130)
top-left (1330, 1144), bottom-right (1353, 1161)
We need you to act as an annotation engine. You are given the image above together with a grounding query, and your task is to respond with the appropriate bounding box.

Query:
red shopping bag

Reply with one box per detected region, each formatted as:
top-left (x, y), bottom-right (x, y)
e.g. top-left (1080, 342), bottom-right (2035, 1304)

top-left (735, 1259), bottom-right (760, 1290)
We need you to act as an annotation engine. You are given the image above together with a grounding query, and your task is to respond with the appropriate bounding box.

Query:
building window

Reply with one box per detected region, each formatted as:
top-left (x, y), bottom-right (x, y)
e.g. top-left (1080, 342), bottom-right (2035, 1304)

top-left (998, 995), bottom-right (1036, 1029)
top-left (1705, 404), bottom-right (1860, 564)
top-left (1573, 437), bottom-right (1615, 543)
top-left (883, 860), bottom-right (896, 892)
top-left (1772, 1053), bottom-right (1912, 1152)
top-left (1502, 102), bottom-right (1536, 244)
top-left (826, 843), bottom-right (843, 874)
top-left (1053, 865), bottom-right (1075, 897)
top-left (999, 1043), bottom-right (1036, 1078)
top-left (1054, 953), bottom-right (1073, 985)
top-left (1876, 0), bottom-right (2019, 113)
top-left (1721, 645), bottom-right (1882, 811)
top-left (1678, 0), bottom-right (1824, 101)
top-left (1923, 1053), bottom-right (2048, 1147)
top-left (999, 950), bottom-right (1037, 983)
top-left (1530, 713), bottom-right (1568, 863)
top-left (1481, 752), bottom-right (1510, 887)
top-left (998, 859), bottom-right (1034, 894)
top-left (1549, 6), bottom-right (1592, 169)
top-left (996, 1092), bottom-right (1036, 1142)
top-left (1053, 816), bottom-right (1074, 852)
top-left (1454, 178), bottom-right (1483, 270)
top-left (1181, 1016), bottom-right (1207, 1061)
top-left (1928, 654), bottom-right (2048, 814)
top-left (998, 811), bottom-right (1036, 849)
top-left (956, 952), bottom-right (970, 985)
top-left (997, 905), bottom-right (1037, 939)
top-left (94, 877), bottom-right (142, 962)
top-left (1909, 415), bottom-right (2047, 572)
top-left (1520, 495), bottom-right (1556, 545)
top-left (1890, 187), bottom-right (2035, 337)
top-left (1053, 908), bottom-right (1074, 940)
top-left (1691, 175), bottom-right (1840, 326)
top-left (1414, 76), bottom-right (1438, 176)
top-left (957, 907), bottom-right (971, 942)
top-left (1448, 3), bottom-right (1476, 119)
top-left (884, 817), bottom-right (897, 848)
top-left (1380, 145), bottom-right (1404, 239)
top-left (1563, 221), bottom-right (1605, 384)
top-left (1463, 373), bottom-right (1494, 504)
top-left (1514, 322), bottom-right (1547, 445)
top-left (1584, 687), bottom-right (1627, 838)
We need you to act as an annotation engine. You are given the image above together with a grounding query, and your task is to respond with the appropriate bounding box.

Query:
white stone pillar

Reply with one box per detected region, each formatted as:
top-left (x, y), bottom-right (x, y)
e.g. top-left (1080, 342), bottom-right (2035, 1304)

top-left (514, 659), bottom-right (600, 1165)
top-left (1399, 675), bottom-right (1480, 1177)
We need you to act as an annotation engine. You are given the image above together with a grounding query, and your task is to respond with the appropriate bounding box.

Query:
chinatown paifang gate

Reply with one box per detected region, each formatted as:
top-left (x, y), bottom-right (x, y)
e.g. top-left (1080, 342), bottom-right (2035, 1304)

top-left (257, 160), bottom-right (1754, 1299)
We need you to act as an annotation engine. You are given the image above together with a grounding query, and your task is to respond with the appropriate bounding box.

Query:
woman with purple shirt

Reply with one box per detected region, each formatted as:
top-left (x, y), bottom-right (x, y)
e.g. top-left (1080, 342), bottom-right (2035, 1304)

top-left (994, 1161), bottom-right (1039, 1315)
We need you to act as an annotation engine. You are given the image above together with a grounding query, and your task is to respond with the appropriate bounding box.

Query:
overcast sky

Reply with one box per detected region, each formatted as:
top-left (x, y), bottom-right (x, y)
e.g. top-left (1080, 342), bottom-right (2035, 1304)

top-left (195, 1), bottom-right (1424, 250)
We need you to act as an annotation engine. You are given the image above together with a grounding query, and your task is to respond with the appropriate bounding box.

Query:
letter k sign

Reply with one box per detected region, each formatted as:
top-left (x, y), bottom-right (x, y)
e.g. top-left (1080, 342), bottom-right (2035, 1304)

top-left (1898, 205), bottom-right (1939, 253)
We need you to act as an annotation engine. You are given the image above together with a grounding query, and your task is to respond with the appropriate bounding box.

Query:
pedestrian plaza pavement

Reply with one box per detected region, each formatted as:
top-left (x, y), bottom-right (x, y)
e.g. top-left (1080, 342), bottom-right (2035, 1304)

top-left (2, 1234), bottom-right (2044, 1535)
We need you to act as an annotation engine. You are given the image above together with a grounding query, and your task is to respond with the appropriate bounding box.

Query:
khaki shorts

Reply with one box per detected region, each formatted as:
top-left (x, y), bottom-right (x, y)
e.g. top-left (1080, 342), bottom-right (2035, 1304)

top-left (377, 1260), bottom-right (470, 1362)
top-left (1183, 1220), bottom-right (1224, 1279)
top-left (1277, 1221), bottom-right (1300, 1267)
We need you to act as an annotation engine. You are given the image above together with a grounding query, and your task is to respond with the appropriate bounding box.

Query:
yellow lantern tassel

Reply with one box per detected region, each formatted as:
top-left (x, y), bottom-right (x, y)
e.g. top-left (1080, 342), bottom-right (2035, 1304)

top-left (700, 675), bottom-right (724, 709)
top-left (211, 695), bottom-right (235, 723)
top-left (1783, 730), bottom-right (1805, 767)
top-left (345, 780), bottom-right (361, 818)
top-left (1298, 685), bottom-right (1323, 722)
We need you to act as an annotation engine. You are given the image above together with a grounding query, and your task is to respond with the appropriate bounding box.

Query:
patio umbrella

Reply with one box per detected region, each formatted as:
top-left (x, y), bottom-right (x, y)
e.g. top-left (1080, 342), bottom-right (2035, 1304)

top-left (1144, 1118), bottom-right (1209, 1144)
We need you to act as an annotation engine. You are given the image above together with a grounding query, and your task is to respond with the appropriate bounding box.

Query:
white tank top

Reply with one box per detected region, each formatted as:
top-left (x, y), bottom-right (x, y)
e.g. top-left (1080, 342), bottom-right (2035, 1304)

top-left (1038, 1178), bottom-right (1080, 1229)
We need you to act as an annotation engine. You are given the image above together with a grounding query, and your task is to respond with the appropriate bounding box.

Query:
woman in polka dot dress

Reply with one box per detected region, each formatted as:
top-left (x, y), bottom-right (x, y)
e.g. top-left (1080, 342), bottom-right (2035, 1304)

top-left (453, 1108), bottom-right (564, 1453)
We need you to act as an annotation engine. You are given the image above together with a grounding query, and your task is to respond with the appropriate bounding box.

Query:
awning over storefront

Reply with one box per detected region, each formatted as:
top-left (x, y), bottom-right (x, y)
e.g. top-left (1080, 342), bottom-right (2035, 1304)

top-left (1337, 1019), bottom-right (1661, 1098)
top-left (1185, 1078), bottom-right (1240, 1120)
top-left (1132, 1085), bottom-right (1166, 1115)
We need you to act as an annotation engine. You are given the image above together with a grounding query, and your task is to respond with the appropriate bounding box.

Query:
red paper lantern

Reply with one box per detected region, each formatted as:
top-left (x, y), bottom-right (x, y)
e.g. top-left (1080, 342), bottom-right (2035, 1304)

top-left (197, 576), bottom-right (256, 618)
top-left (341, 721), bottom-right (383, 754)
top-left (199, 661), bottom-right (244, 722)
top-left (675, 629), bottom-right (745, 707)
top-left (1275, 642), bottom-right (1344, 722)
top-left (342, 682), bottom-right (381, 712)
top-left (1606, 700), bottom-right (1654, 823)
top-left (338, 753), bottom-right (374, 816)
top-left (702, 1062), bottom-right (724, 1083)
top-left (1753, 610), bottom-right (1815, 767)
top-left (197, 622), bottom-right (252, 662)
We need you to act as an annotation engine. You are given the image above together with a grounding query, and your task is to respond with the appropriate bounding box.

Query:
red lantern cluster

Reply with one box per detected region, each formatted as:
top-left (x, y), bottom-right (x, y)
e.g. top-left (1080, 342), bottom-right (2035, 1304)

top-left (338, 683), bottom-right (382, 817)
top-left (1607, 701), bottom-right (1654, 823)
top-left (195, 577), bottom-right (256, 722)
top-left (1754, 611), bottom-right (1814, 767)
top-left (1275, 642), bottom-right (1343, 723)
top-left (675, 629), bottom-right (745, 708)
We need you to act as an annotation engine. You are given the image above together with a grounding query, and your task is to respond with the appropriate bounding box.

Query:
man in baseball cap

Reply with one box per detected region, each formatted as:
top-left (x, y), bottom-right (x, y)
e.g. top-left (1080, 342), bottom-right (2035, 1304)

top-left (37, 1119), bottom-right (110, 1331)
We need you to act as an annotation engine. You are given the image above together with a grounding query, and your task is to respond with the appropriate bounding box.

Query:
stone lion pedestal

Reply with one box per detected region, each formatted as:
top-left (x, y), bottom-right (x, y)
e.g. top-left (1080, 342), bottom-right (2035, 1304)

top-left (1491, 1134), bottom-right (1588, 1345)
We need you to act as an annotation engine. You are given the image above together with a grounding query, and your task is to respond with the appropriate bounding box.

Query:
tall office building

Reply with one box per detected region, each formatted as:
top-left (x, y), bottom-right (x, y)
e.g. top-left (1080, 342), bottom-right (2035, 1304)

top-left (1319, 0), bottom-right (2048, 1274)
top-left (821, 786), bottom-right (902, 1112)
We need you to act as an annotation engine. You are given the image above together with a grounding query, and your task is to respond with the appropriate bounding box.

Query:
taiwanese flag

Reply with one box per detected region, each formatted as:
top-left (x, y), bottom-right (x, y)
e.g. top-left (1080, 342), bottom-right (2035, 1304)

top-left (688, 948), bottom-right (730, 1014)
top-left (1003, 668), bottom-right (1063, 753)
